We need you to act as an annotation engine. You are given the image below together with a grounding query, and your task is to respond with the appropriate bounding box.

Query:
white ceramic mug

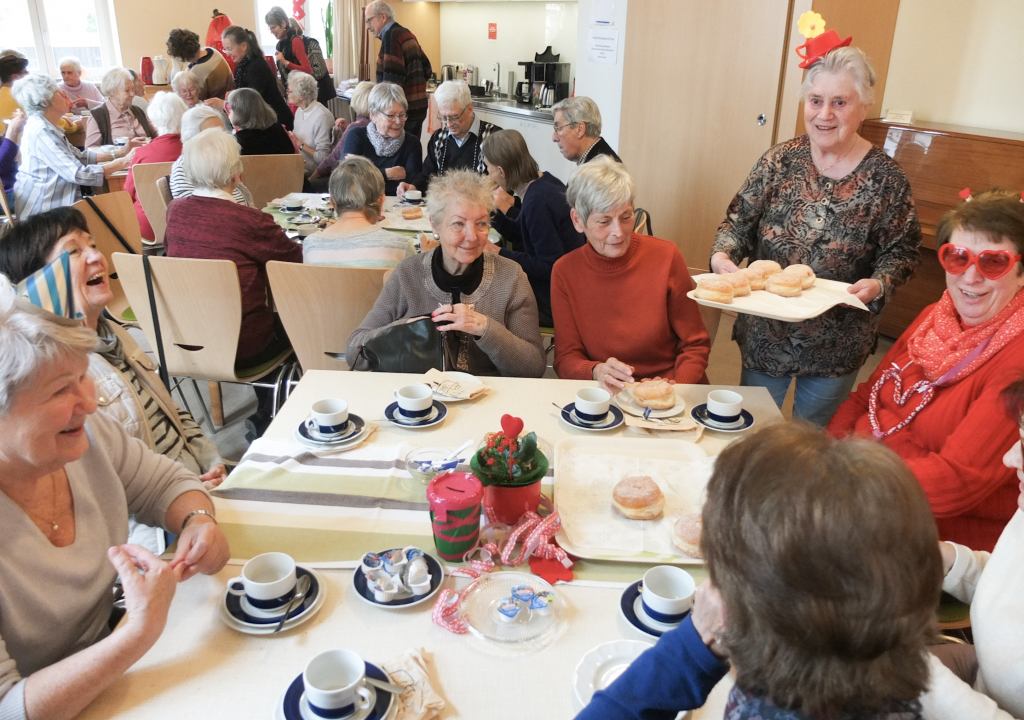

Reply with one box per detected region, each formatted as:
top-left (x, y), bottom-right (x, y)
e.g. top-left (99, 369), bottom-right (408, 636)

top-left (227, 552), bottom-right (297, 610)
top-left (405, 189), bottom-right (422, 201)
top-left (303, 649), bottom-right (374, 718)
top-left (394, 384), bottom-right (433, 419)
top-left (113, 135), bottom-right (129, 146)
top-left (641, 566), bottom-right (695, 624)
top-left (308, 399), bottom-right (349, 438)
top-left (281, 197), bottom-right (305, 211)
top-left (574, 387), bottom-right (611, 424)
top-left (297, 223), bottom-right (319, 237)
top-left (706, 390), bottom-right (743, 424)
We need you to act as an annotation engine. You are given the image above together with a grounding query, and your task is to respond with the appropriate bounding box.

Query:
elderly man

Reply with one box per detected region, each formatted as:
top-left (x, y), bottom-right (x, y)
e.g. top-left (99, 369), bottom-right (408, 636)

top-left (551, 96), bottom-right (621, 165)
top-left (399, 79), bottom-right (499, 197)
top-left (364, 1), bottom-right (431, 138)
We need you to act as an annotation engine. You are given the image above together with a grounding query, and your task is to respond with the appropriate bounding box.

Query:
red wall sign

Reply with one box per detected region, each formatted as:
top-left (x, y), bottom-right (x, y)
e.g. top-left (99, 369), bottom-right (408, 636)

top-left (488, 23), bottom-right (497, 40)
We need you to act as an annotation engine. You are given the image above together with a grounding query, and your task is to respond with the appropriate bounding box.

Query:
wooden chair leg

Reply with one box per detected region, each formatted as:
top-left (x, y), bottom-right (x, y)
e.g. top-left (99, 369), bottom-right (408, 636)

top-left (208, 382), bottom-right (224, 426)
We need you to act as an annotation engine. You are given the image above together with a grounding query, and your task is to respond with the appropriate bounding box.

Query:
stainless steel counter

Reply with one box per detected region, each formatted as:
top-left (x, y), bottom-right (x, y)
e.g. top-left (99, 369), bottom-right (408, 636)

top-left (469, 97), bottom-right (555, 122)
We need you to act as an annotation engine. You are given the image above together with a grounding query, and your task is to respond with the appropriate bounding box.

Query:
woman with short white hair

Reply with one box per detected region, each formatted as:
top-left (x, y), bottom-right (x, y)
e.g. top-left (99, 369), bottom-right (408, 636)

top-left (84, 67), bottom-right (155, 149)
top-left (57, 56), bottom-right (103, 112)
top-left (122, 92), bottom-right (188, 243)
top-left (164, 128), bottom-right (302, 440)
top-left (339, 82), bottom-right (421, 196)
top-left (171, 70), bottom-right (201, 108)
top-left (550, 96), bottom-right (621, 165)
top-left (12, 73), bottom-right (132, 218)
top-left (286, 70), bottom-right (334, 175)
top-left (169, 105), bottom-right (250, 204)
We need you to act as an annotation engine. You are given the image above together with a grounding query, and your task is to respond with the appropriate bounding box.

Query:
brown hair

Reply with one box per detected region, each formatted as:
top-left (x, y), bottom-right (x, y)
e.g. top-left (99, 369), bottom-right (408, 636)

top-left (701, 422), bottom-right (942, 718)
top-left (222, 25), bottom-right (263, 60)
top-left (481, 130), bottom-right (539, 194)
top-left (165, 28), bottom-right (202, 61)
top-left (936, 188), bottom-right (1024, 264)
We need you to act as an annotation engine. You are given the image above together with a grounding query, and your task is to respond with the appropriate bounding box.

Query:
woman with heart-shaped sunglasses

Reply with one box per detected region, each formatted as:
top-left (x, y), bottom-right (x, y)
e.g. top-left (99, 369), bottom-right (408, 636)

top-left (829, 189), bottom-right (1024, 552)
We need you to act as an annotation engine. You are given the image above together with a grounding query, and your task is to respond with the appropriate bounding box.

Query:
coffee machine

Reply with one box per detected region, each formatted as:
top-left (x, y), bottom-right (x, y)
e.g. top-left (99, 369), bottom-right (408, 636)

top-left (517, 47), bottom-right (570, 107)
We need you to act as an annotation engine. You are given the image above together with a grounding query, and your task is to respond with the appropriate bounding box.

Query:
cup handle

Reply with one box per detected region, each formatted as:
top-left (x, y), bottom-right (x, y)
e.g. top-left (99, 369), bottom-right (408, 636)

top-left (393, 390), bottom-right (400, 401)
top-left (227, 576), bottom-right (245, 596)
top-left (355, 686), bottom-right (373, 710)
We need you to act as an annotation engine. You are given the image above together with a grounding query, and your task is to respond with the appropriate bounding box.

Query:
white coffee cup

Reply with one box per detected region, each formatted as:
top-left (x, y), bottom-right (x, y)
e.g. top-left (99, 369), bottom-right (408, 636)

top-left (394, 384), bottom-right (433, 419)
top-left (404, 189), bottom-right (422, 201)
top-left (297, 223), bottom-right (318, 237)
top-left (282, 197), bottom-right (305, 211)
top-left (706, 390), bottom-right (743, 424)
top-left (641, 565), bottom-right (695, 624)
top-left (303, 649), bottom-right (374, 717)
top-left (227, 552), bottom-right (297, 610)
top-left (308, 398), bottom-right (349, 438)
top-left (574, 387), bottom-right (611, 424)
top-left (113, 135), bottom-right (129, 146)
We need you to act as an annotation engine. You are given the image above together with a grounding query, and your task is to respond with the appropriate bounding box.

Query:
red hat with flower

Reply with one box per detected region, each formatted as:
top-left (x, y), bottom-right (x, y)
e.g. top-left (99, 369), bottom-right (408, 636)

top-left (794, 12), bottom-right (853, 68)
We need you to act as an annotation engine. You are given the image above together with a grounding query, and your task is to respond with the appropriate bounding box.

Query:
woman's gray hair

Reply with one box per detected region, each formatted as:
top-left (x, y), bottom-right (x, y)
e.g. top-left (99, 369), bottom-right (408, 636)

top-left (551, 96), bottom-right (602, 138)
top-left (434, 80), bottom-right (470, 112)
top-left (349, 81), bottom-right (374, 117)
top-left (147, 92), bottom-right (188, 136)
top-left (366, 1), bottom-right (394, 22)
top-left (287, 71), bottom-right (318, 106)
top-left (99, 67), bottom-right (133, 98)
top-left (58, 56), bottom-right (82, 73)
top-left (329, 156), bottom-right (386, 222)
top-left (228, 87), bottom-right (279, 130)
top-left (170, 69), bottom-right (199, 93)
top-left (368, 82), bottom-right (407, 116)
top-left (426, 169), bottom-right (496, 229)
top-left (181, 104), bottom-right (227, 141)
top-left (10, 74), bottom-right (58, 116)
top-left (0, 276), bottom-right (98, 415)
top-left (182, 127), bottom-right (244, 190)
top-left (566, 156), bottom-right (635, 225)
top-left (801, 46), bottom-right (877, 107)
top-left (264, 5), bottom-right (289, 27)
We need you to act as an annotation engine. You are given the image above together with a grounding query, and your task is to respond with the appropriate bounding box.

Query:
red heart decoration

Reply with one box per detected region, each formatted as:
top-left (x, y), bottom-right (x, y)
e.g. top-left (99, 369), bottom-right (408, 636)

top-left (500, 414), bottom-right (524, 440)
top-left (529, 556), bottom-right (573, 583)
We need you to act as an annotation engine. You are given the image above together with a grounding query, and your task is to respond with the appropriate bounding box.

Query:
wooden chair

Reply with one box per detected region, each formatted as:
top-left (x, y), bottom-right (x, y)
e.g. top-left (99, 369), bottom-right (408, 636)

top-left (131, 161), bottom-right (175, 248)
top-left (0, 186), bottom-right (13, 224)
top-left (113, 253), bottom-right (296, 425)
top-left (688, 266), bottom-right (722, 347)
top-left (240, 154), bottom-right (306, 210)
top-left (633, 207), bottom-right (653, 236)
top-left (73, 192), bottom-right (143, 324)
top-left (267, 262), bottom-right (387, 371)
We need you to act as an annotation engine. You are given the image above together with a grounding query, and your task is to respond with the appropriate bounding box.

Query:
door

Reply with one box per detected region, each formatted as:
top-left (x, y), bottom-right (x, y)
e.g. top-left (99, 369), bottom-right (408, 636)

top-left (620, 0), bottom-right (792, 267)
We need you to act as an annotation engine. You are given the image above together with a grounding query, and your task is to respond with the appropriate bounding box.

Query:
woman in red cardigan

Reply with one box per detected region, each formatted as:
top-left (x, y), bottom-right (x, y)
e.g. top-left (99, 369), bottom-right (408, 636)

top-left (829, 190), bottom-right (1024, 551)
top-left (551, 157), bottom-right (710, 392)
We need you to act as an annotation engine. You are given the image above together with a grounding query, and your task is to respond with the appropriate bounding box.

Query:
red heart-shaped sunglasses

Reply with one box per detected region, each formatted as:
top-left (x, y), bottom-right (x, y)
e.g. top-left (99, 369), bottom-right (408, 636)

top-left (938, 243), bottom-right (1023, 280)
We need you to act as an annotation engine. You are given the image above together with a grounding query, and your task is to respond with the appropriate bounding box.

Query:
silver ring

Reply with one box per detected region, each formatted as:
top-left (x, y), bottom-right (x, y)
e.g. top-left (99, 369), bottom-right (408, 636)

top-left (467, 303), bottom-right (475, 311)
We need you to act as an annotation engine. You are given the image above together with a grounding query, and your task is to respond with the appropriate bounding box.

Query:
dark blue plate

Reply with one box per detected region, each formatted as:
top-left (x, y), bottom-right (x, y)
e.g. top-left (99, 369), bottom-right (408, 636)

top-left (384, 400), bottom-right (447, 428)
top-left (690, 404), bottom-right (754, 433)
top-left (297, 414), bottom-right (365, 444)
top-left (226, 567), bottom-right (319, 625)
top-left (560, 403), bottom-right (624, 431)
top-left (281, 662), bottom-right (392, 720)
top-left (352, 550), bottom-right (444, 607)
top-left (619, 580), bottom-right (689, 639)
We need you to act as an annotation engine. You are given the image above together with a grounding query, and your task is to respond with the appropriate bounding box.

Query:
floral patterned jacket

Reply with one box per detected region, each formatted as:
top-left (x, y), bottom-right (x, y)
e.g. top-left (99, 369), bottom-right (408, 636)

top-left (725, 685), bottom-right (923, 720)
top-left (712, 135), bottom-right (922, 377)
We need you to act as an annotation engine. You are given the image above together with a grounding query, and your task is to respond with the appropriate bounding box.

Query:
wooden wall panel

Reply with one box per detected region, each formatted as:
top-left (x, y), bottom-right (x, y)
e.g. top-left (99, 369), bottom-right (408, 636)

top-left (369, 2), bottom-right (442, 81)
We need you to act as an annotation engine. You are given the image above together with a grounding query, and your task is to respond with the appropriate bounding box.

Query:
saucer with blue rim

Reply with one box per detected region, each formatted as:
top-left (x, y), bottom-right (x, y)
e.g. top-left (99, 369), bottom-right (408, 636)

top-left (352, 550), bottom-right (444, 609)
top-left (384, 400), bottom-right (447, 428)
top-left (559, 403), bottom-right (624, 432)
top-left (297, 414), bottom-right (366, 445)
top-left (618, 580), bottom-right (689, 639)
top-left (275, 662), bottom-right (394, 720)
top-left (690, 404), bottom-right (754, 433)
top-left (221, 566), bottom-right (327, 635)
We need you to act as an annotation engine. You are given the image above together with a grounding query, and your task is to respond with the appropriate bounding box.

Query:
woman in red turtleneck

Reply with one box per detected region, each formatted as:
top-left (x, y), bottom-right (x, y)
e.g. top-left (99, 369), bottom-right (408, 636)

top-left (551, 157), bottom-right (710, 392)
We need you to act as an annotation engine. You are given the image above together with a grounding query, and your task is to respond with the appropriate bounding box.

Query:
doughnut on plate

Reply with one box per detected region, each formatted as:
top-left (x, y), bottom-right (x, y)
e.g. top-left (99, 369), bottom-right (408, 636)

top-left (687, 273), bottom-right (868, 322)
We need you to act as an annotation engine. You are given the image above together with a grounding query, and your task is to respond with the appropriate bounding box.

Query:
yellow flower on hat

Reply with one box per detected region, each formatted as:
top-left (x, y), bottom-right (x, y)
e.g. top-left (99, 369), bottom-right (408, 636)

top-left (798, 11), bottom-right (826, 39)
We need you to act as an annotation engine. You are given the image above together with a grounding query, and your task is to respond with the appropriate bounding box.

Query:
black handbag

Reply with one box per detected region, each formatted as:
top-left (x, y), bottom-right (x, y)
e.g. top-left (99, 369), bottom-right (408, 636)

top-left (356, 316), bottom-right (454, 373)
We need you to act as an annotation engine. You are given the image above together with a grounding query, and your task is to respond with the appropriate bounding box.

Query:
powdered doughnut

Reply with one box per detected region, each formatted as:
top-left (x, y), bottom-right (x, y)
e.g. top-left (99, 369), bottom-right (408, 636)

top-left (766, 272), bottom-right (802, 297)
top-left (631, 377), bottom-right (676, 410)
top-left (743, 267), bottom-right (767, 291)
top-left (723, 271), bottom-right (751, 297)
top-left (749, 259), bottom-right (783, 278)
top-left (672, 513), bottom-right (703, 558)
top-left (694, 277), bottom-right (733, 304)
top-left (612, 475), bottom-right (665, 520)
top-left (401, 207), bottom-right (423, 220)
top-left (782, 263), bottom-right (816, 289)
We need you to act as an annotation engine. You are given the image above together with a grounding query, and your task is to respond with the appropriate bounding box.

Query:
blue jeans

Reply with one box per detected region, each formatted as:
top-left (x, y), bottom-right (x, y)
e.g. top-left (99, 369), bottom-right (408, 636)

top-left (740, 368), bottom-right (859, 427)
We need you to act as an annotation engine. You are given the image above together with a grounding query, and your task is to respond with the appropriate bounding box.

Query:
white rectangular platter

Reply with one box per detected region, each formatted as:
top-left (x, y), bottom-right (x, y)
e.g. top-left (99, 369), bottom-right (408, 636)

top-left (687, 273), bottom-right (869, 322)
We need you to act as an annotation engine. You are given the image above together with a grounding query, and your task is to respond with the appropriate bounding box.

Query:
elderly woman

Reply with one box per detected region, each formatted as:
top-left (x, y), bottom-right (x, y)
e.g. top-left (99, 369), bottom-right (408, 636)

top-left (286, 71), bottom-right (334, 175)
top-left (0, 54), bottom-right (79, 138)
top-left (0, 275), bottom-right (230, 718)
top-left (552, 158), bottom-right (710, 390)
top-left (340, 82), bottom-right (422, 197)
top-left (347, 170), bottom-right (545, 377)
top-left (12, 74), bottom-right (133, 219)
top-left (577, 422), bottom-right (942, 720)
top-left (711, 43), bottom-right (921, 427)
top-left (165, 128), bottom-right (301, 438)
top-left (169, 105), bottom-right (251, 205)
top-left (171, 69), bottom-right (201, 108)
top-left (229, 87), bottom-right (296, 156)
top-left (84, 68), bottom-right (155, 149)
top-left (482, 128), bottom-right (585, 328)
top-left (310, 80), bottom-right (373, 189)
top-left (123, 92), bottom-right (188, 243)
top-left (829, 190), bottom-right (1024, 551)
top-left (209, 25), bottom-right (293, 130)
top-left (304, 156), bottom-right (414, 267)
top-left (57, 56), bottom-right (104, 112)
top-left (165, 27), bottom-right (234, 100)
top-left (128, 70), bottom-right (149, 113)
top-left (265, 7), bottom-right (335, 106)
top-left (551, 96), bottom-right (620, 165)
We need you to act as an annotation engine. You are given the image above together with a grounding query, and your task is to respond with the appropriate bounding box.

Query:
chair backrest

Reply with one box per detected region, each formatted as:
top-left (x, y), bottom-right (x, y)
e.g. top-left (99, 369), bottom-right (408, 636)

top-left (0, 186), bottom-right (13, 224)
top-left (688, 266), bottom-right (722, 347)
top-left (240, 154), bottom-right (306, 210)
top-left (113, 252), bottom-right (246, 382)
top-left (157, 176), bottom-right (172, 206)
top-left (267, 261), bottom-right (387, 371)
top-left (634, 207), bottom-right (653, 236)
top-left (131, 161), bottom-right (175, 245)
top-left (73, 192), bottom-right (143, 323)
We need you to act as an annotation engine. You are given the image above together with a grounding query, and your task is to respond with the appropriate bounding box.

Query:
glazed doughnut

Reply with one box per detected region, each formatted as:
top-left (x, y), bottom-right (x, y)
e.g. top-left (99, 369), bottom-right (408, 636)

top-left (401, 207), bottom-right (423, 220)
top-left (766, 272), bottom-right (802, 297)
top-left (694, 277), bottom-right (733, 304)
top-left (631, 377), bottom-right (676, 410)
top-left (672, 513), bottom-right (703, 558)
top-left (723, 271), bottom-right (751, 297)
top-left (743, 267), bottom-right (767, 291)
top-left (749, 259), bottom-right (783, 277)
top-left (613, 475), bottom-right (665, 520)
top-left (782, 263), bottom-right (816, 289)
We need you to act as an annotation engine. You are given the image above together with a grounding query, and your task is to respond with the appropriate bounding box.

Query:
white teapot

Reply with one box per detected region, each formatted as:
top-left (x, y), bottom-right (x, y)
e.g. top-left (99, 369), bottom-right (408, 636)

top-left (151, 55), bottom-right (169, 85)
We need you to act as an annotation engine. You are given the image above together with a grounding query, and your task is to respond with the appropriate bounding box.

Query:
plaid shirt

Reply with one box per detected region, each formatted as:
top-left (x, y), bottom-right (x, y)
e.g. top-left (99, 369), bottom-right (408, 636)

top-left (14, 115), bottom-right (104, 219)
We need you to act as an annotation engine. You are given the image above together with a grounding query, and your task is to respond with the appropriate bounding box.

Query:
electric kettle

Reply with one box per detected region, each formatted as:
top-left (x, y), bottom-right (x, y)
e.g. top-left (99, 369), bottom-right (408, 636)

top-left (440, 65), bottom-right (456, 82)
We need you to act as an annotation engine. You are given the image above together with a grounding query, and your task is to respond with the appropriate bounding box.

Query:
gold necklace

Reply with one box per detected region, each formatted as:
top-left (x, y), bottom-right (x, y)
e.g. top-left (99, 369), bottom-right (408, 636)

top-left (18, 474), bottom-right (61, 536)
top-left (815, 141), bottom-right (855, 174)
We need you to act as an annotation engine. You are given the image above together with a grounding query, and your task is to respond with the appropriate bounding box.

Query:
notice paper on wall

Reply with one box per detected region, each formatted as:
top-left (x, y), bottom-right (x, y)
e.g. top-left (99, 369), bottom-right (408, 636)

top-left (587, 28), bottom-right (619, 64)
top-left (591, 0), bottom-right (615, 25)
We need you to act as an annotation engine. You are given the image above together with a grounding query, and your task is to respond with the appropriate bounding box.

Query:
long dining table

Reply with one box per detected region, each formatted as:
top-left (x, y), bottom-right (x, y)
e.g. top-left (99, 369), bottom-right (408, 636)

top-left (79, 372), bottom-right (782, 720)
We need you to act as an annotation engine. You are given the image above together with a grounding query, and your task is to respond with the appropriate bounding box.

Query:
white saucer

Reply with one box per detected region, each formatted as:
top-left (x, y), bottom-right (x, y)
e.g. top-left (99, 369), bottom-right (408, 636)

top-left (614, 386), bottom-right (687, 419)
top-left (573, 640), bottom-right (653, 707)
top-left (632, 596), bottom-right (684, 634)
top-left (384, 400), bottom-right (447, 428)
top-left (294, 423), bottom-right (371, 450)
top-left (220, 566), bottom-right (327, 635)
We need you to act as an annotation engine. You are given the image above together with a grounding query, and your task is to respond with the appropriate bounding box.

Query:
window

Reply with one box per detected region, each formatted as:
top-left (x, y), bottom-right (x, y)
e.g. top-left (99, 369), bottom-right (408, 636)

top-left (254, 0), bottom-right (333, 62)
top-left (0, 0), bottom-right (119, 78)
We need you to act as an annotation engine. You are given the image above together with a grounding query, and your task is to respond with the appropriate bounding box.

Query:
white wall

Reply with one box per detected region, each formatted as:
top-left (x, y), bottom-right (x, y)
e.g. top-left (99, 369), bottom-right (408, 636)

top-left (573, 0), bottom-right (627, 150)
top-left (439, 2), bottom-right (577, 94)
top-left (882, 0), bottom-right (1024, 133)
